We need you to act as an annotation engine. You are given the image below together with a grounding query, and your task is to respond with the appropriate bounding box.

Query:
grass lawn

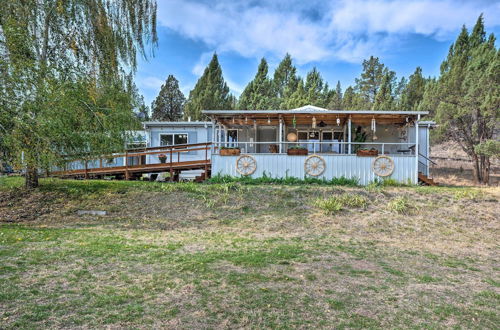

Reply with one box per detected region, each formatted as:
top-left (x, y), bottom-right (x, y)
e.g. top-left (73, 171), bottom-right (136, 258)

top-left (0, 177), bottom-right (499, 328)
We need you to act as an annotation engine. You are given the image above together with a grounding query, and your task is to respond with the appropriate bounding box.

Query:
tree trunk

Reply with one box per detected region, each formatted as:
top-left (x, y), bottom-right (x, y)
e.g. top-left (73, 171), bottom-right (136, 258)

top-left (479, 155), bottom-right (490, 185)
top-left (471, 153), bottom-right (482, 184)
top-left (25, 166), bottom-right (39, 189)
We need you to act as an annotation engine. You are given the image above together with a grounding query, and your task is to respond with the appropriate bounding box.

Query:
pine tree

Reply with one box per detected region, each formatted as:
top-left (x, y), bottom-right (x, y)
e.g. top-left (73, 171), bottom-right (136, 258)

top-left (434, 15), bottom-right (499, 184)
top-left (372, 72), bottom-right (394, 110)
top-left (283, 79), bottom-right (308, 109)
top-left (342, 86), bottom-right (355, 110)
top-left (238, 58), bottom-right (272, 109)
top-left (151, 75), bottom-right (185, 121)
top-left (184, 54), bottom-right (232, 120)
top-left (327, 81), bottom-right (343, 109)
top-left (304, 67), bottom-right (330, 107)
top-left (271, 53), bottom-right (299, 109)
top-left (355, 56), bottom-right (394, 106)
top-left (401, 67), bottom-right (426, 110)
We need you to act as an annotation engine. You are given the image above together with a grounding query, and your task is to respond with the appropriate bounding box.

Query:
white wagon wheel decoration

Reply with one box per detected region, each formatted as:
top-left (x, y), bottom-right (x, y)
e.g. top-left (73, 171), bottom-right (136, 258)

top-left (372, 155), bottom-right (395, 177)
top-left (236, 155), bottom-right (257, 176)
top-left (304, 155), bottom-right (326, 177)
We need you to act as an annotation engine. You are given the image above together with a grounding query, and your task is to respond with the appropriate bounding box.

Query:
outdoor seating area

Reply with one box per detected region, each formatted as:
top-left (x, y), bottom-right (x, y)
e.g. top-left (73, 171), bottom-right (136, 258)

top-left (203, 106), bottom-right (434, 184)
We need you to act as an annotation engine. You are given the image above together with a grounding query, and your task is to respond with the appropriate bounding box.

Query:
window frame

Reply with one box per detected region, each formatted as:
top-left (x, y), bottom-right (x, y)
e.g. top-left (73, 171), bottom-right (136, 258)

top-left (159, 133), bottom-right (189, 146)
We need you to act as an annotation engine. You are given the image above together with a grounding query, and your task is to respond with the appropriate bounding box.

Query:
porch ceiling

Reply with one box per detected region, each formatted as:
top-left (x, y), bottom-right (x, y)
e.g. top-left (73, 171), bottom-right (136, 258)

top-left (210, 113), bottom-right (418, 127)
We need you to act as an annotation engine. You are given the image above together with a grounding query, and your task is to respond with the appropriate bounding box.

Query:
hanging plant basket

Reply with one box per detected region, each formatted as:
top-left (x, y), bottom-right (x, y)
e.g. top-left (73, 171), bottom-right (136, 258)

top-left (356, 148), bottom-right (379, 157)
top-left (220, 148), bottom-right (241, 156)
top-left (287, 147), bottom-right (308, 156)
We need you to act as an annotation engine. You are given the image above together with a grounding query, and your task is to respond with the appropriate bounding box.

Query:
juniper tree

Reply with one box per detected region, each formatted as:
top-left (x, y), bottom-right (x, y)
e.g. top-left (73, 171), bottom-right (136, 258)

top-left (0, 0), bottom-right (158, 188)
top-left (151, 75), bottom-right (185, 121)
top-left (271, 53), bottom-right (300, 109)
top-left (372, 72), bottom-right (395, 110)
top-left (184, 54), bottom-right (232, 120)
top-left (238, 58), bottom-right (272, 110)
top-left (432, 15), bottom-right (499, 184)
top-left (327, 81), bottom-right (343, 109)
top-left (401, 67), bottom-right (426, 110)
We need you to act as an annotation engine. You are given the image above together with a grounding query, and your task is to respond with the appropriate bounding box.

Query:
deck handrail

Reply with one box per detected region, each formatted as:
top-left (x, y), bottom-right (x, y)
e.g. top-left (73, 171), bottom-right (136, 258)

top-left (63, 142), bottom-right (212, 163)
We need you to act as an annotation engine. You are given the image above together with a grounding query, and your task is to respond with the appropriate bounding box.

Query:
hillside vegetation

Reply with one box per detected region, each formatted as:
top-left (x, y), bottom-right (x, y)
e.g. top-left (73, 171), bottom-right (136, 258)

top-left (0, 177), bottom-right (499, 328)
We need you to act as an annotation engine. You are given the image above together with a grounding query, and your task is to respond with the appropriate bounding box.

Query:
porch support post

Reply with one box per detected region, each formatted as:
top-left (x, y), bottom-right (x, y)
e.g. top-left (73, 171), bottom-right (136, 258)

top-left (217, 123), bottom-right (222, 151)
top-left (211, 119), bottom-right (216, 153)
top-left (348, 115), bottom-right (352, 154)
top-left (223, 125), bottom-right (228, 147)
top-left (415, 115), bottom-right (420, 184)
top-left (278, 117), bottom-right (283, 153)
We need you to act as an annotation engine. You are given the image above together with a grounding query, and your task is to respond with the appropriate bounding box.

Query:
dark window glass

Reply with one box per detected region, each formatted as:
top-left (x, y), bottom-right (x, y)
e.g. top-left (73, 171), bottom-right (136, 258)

top-left (322, 132), bottom-right (333, 140)
top-left (160, 135), bottom-right (173, 146)
top-left (174, 134), bottom-right (188, 145)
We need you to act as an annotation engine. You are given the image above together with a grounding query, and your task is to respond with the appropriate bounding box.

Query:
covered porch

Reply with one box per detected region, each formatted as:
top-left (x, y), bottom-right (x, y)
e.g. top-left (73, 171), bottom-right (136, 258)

top-left (203, 106), bottom-right (430, 185)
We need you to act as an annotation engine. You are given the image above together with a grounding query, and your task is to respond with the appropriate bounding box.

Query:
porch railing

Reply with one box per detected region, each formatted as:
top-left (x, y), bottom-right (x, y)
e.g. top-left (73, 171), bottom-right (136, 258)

top-left (214, 141), bottom-right (416, 155)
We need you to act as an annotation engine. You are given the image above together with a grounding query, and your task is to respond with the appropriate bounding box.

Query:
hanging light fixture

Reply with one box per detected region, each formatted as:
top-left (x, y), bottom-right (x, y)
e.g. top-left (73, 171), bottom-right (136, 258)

top-left (312, 116), bottom-right (317, 129)
top-left (336, 115), bottom-right (340, 126)
top-left (245, 116), bottom-right (248, 124)
top-left (371, 116), bottom-right (376, 132)
top-left (232, 117), bottom-right (235, 124)
top-left (267, 116), bottom-right (271, 124)
top-left (253, 119), bottom-right (257, 130)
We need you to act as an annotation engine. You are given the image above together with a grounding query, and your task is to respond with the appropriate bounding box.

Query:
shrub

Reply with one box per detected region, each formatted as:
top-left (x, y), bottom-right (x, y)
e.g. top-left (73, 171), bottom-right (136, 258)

top-left (314, 193), bottom-right (368, 215)
top-left (387, 196), bottom-right (413, 214)
top-left (207, 174), bottom-right (359, 187)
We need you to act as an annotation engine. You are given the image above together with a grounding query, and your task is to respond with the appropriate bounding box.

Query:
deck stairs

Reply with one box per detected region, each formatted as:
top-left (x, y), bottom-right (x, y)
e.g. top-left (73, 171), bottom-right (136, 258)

top-left (418, 172), bottom-right (438, 186)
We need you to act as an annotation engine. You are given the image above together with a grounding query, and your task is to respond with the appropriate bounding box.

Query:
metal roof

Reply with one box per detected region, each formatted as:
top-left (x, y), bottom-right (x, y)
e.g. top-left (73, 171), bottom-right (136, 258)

top-left (142, 121), bottom-right (210, 128)
top-left (202, 105), bottom-right (429, 116)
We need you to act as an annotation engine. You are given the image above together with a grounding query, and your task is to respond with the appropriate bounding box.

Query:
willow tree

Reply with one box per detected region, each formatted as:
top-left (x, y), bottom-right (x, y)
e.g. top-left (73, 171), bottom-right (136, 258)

top-left (0, 0), bottom-right (157, 188)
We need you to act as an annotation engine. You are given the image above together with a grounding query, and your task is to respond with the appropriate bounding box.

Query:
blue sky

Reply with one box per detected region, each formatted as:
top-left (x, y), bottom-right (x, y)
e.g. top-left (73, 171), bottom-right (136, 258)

top-left (136, 0), bottom-right (500, 106)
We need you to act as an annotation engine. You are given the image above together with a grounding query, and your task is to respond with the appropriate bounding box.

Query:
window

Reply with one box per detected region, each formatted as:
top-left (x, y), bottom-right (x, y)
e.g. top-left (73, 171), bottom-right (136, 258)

top-left (160, 133), bottom-right (188, 146)
top-left (226, 129), bottom-right (238, 147)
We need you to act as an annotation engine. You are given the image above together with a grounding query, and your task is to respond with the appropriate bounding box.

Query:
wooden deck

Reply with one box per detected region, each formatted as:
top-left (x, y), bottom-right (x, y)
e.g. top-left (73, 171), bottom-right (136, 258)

top-left (51, 143), bottom-right (212, 181)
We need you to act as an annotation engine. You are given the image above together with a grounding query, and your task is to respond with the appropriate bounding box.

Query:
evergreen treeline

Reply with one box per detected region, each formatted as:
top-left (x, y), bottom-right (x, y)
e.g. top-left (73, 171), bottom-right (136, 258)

top-left (155, 52), bottom-right (431, 120)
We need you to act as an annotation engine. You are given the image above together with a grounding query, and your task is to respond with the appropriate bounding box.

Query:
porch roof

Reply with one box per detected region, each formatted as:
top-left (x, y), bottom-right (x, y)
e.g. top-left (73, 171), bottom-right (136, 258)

top-left (203, 105), bottom-right (429, 126)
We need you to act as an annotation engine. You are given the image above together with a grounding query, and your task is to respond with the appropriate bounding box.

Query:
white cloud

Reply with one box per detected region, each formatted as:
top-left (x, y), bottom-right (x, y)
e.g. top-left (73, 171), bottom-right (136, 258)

top-left (138, 76), bottom-right (164, 90)
top-left (192, 52), bottom-right (213, 76)
top-left (156, 0), bottom-right (500, 63)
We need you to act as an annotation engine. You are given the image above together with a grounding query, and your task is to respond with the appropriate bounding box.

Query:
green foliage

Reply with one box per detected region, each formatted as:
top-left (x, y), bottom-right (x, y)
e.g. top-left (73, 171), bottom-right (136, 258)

top-left (387, 196), bottom-right (414, 214)
top-left (433, 15), bottom-right (499, 184)
top-left (400, 67), bottom-right (426, 110)
top-left (355, 56), bottom-right (395, 104)
top-left (208, 174), bottom-right (359, 186)
top-left (474, 140), bottom-right (500, 158)
top-left (271, 54), bottom-right (300, 108)
top-left (372, 72), bottom-right (395, 110)
top-left (238, 58), bottom-right (273, 110)
top-left (151, 75), bottom-right (185, 121)
top-left (183, 54), bottom-right (233, 120)
top-left (314, 193), bottom-right (368, 214)
top-left (0, 0), bottom-right (157, 188)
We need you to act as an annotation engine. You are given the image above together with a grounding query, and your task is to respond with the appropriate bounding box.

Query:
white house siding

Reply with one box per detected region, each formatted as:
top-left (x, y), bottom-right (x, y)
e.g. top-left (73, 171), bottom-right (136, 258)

top-left (146, 124), bottom-right (211, 164)
top-left (212, 154), bottom-right (417, 185)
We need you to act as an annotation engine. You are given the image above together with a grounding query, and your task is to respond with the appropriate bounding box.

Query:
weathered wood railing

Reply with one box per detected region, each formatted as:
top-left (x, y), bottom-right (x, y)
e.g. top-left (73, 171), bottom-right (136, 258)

top-left (53, 142), bottom-right (212, 180)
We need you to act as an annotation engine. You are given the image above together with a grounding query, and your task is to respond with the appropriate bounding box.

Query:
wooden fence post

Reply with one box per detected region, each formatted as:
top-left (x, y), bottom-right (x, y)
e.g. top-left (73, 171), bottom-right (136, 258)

top-left (84, 160), bottom-right (89, 179)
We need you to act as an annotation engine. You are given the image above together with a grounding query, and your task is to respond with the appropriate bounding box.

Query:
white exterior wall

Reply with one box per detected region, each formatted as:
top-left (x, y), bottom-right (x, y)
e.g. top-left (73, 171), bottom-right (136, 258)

top-left (212, 154), bottom-right (417, 185)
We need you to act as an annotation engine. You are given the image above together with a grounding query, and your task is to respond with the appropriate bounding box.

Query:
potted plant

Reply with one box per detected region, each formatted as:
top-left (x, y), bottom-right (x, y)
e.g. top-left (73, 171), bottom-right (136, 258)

top-left (287, 145), bottom-right (308, 156)
top-left (220, 147), bottom-right (241, 156)
top-left (356, 148), bottom-right (379, 157)
top-left (158, 154), bottom-right (167, 163)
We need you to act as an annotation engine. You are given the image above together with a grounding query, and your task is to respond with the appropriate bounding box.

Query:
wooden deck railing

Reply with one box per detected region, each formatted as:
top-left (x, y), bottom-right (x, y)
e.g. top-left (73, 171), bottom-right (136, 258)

top-left (53, 142), bottom-right (212, 180)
